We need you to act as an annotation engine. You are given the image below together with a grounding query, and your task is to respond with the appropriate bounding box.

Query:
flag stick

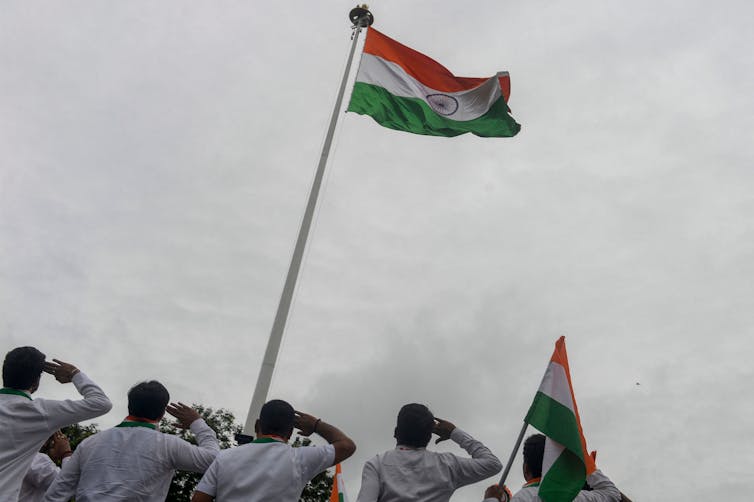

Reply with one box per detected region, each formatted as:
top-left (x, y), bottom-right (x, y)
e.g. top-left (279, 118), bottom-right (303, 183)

top-left (242, 6), bottom-right (374, 435)
top-left (499, 339), bottom-right (555, 486)
top-left (499, 421), bottom-right (528, 486)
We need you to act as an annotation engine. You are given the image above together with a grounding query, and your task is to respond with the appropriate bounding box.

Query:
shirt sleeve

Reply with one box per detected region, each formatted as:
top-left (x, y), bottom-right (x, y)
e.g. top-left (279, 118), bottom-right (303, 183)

top-left (166, 419), bottom-right (220, 472)
top-left (43, 448), bottom-right (82, 502)
top-left (194, 457), bottom-right (220, 497)
top-left (355, 457), bottom-right (381, 502)
top-left (296, 444), bottom-right (336, 484)
top-left (573, 470), bottom-right (621, 502)
top-left (39, 372), bottom-right (113, 431)
top-left (24, 454), bottom-right (59, 490)
top-left (447, 428), bottom-right (503, 488)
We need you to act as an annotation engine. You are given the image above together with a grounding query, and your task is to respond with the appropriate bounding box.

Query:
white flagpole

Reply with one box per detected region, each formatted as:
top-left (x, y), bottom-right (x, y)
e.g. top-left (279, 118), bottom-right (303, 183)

top-left (241, 6), bottom-right (374, 436)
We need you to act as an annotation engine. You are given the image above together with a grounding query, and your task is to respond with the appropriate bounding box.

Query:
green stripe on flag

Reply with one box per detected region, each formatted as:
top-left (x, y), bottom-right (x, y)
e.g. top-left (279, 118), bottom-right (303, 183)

top-left (348, 82), bottom-right (521, 138)
top-left (525, 391), bottom-right (585, 462)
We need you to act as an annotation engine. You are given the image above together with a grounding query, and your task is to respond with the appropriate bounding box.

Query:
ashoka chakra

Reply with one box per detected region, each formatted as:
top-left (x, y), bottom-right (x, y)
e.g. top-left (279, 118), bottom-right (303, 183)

top-left (426, 93), bottom-right (459, 116)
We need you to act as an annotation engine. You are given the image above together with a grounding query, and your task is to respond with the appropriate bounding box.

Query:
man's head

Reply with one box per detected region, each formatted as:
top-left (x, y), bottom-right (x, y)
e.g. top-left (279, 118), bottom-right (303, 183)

top-left (3, 346), bottom-right (46, 392)
top-left (257, 399), bottom-right (295, 440)
top-left (522, 433), bottom-right (546, 480)
top-left (127, 381), bottom-right (170, 420)
top-left (394, 403), bottom-right (435, 448)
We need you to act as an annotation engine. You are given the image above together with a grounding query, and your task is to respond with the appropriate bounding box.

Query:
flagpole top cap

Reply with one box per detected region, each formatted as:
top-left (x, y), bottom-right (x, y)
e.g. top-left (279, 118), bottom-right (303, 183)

top-left (349, 5), bottom-right (374, 27)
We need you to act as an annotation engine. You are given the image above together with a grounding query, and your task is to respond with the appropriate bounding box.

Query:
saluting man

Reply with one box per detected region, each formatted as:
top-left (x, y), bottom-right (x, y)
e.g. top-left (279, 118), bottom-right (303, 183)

top-left (0, 346), bottom-right (112, 501)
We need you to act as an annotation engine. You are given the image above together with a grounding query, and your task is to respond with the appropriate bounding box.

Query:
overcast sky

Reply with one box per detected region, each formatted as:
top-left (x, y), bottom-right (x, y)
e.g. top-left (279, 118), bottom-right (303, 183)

top-left (2, 1), bottom-right (753, 500)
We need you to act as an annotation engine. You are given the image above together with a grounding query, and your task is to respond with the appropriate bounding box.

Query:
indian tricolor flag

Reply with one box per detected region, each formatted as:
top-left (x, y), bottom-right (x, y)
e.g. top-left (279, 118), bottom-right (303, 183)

top-left (329, 463), bottom-right (350, 502)
top-left (524, 337), bottom-right (597, 502)
top-left (348, 28), bottom-right (521, 138)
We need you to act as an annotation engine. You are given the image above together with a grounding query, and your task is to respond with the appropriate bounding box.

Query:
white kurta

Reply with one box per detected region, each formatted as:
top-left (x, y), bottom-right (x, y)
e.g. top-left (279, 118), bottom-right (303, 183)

top-left (19, 453), bottom-right (71, 501)
top-left (502, 470), bottom-right (621, 502)
top-left (195, 440), bottom-right (335, 501)
top-left (43, 419), bottom-right (220, 502)
top-left (0, 372), bottom-right (112, 500)
top-left (356, 428), bottom-right (503, 502)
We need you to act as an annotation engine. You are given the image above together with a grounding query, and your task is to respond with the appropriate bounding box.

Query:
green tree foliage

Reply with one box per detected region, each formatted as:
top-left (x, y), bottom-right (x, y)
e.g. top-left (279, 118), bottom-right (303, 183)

top-left (60, 422), bottom-right (100, 451)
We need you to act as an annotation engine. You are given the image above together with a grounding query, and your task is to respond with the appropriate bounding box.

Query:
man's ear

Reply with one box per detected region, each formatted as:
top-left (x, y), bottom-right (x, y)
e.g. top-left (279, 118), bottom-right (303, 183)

top-left (254, 419), bottom-right (260, 435)
top-left (29, 376), bottom-right (41, 394)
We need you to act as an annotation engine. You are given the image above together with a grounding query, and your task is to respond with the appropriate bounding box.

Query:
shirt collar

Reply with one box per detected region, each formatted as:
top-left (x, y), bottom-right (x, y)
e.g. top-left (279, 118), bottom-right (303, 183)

top-left (115, 416), bottom-right (159, 430)
top-left (0, 388), bottom-right (32, 400)
top-left (523, 477), bottom-right (542, 488)
top-left (253, 434), bottom-right (287, 444)
top-left (396, 444), bottom-right (426, 451)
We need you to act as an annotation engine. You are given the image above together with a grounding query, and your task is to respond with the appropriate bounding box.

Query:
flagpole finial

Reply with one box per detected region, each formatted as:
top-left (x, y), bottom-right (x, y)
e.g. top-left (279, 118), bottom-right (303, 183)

top-left (349, 5), bottom-right (374, 27)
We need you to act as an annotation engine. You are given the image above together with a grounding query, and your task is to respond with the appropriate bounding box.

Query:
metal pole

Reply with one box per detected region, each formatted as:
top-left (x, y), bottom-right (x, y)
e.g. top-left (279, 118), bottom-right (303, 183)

top-left (499, 421), bottom-right (528, 486)
top-left (242, 8), bottom-right (373, 435)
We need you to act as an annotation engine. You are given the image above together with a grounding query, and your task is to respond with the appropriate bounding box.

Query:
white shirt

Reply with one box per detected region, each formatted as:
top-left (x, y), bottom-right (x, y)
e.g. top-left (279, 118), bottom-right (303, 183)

top-left (499, 470), bottom-right (621, 502)
top-left (19, 453), bottom-right (71, 502)
top-left (43, 418), bottom-right (220, 502)
top-left (0, 372), bottom-right (112, 500)
top-left (195, 438), bottom-right (336, 501)
top-left (356, 428), bottom-right (502, 502)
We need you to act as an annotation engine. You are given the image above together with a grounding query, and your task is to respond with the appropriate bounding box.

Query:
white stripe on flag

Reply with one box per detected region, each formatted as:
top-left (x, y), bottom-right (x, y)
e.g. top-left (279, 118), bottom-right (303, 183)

top-left (542, 437), bottom-right (566, 476)
top-left (539, 361), bottom-right (575, 412)
top-left (356, 53), bottom-right (503, 122)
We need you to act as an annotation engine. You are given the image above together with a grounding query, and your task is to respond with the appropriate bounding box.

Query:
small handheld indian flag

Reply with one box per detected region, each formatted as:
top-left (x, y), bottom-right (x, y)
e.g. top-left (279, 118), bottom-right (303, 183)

top-left (329, 463), bottom-right (350, 502)
top-left (348, 28), bottom-right (521, 138)
top-left (524, 337), bottom-right (597, 502)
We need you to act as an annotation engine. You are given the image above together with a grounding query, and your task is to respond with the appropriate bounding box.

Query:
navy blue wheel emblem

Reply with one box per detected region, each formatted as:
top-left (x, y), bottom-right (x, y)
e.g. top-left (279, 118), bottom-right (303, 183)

top-left (426, 93), bottom-right (459, 116)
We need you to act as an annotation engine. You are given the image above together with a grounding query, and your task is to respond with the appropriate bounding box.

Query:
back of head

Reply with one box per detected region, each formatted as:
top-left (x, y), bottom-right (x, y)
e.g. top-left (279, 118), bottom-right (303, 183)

top-left (3, 346), bottom-right (46, 390)
top-left (259, 399), bottom-right (295, 438)
top-left (127, 381), bottom-right (170, 420)
top-left (523, 433), bottom-right (546, 478)
top-left (394, 403), bottom-right (434, 448)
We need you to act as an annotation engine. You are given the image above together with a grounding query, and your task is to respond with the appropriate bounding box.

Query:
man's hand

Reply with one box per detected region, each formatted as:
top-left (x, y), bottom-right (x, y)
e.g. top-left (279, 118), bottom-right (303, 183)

top-left (43, 359), bottom-right (80, 384)
top-left (166, 402), bottom-right (201, 429)
top-left (48, 431), bottom-right (72, 463)
top-left (294, 411), bottom-right (319, 436)
top-left (484, 484), bottom-right (511, 502)
top-left (433, 417), bottom-right (456, 444)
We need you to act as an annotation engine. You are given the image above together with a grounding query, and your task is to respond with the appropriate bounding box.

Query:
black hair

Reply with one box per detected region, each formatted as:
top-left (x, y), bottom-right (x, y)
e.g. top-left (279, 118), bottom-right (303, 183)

top-left (259, 399), bottom-right (295, 437)
top-left (3, 346), bottom-right (46, 390)
top-left (394, 403), bottom-right (434, 448)
top-left (127, 381), bottom-right (170, 420)
top-left (523, 433), bottom-right (546, 478)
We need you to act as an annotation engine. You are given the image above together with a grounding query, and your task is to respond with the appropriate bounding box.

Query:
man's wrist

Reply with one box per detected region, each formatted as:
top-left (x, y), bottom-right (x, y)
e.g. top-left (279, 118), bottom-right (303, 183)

top-left (313, 418), bottom-right (322, 434)
top-left (449, 427), bottom-right (467, 442)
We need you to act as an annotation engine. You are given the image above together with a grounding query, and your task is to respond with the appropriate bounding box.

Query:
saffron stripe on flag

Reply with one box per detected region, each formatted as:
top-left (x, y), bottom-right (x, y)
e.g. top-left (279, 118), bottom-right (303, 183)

top-left (363, 28), bottom-right (490, 93)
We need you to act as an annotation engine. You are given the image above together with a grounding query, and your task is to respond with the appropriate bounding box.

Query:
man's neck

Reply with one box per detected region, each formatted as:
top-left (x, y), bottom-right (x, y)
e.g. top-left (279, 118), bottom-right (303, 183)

top-left (125, 415), bottom-right (161, 424)
top-left (257, 433), bottom-right (288, 443)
